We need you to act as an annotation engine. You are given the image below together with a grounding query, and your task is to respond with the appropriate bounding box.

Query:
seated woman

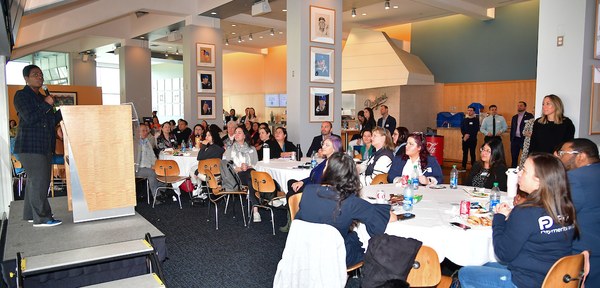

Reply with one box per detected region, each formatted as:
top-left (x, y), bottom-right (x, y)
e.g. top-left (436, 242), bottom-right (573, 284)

top-left (392, 126), bottom-right (409, 157)
top-left (189, 128), bottom-right (226, 193)
top-left (387, 133), bottom-right (443, 185)
top-left (155, 121), bottom-right (177, 153)
top-left (255, 126), bottom-right (278, 161)
top-left (358, 127), bottom-right (394, 186)
top-left (271, 127), bottom-right (301, 158)
top-left (189, 124), bottom-right (205, 148)
top-left (458, 153), bottom-right (578, 287)
top-left (356, 130), bottom-right (375, 161)
top-left (295, 152), bottom-right (397, 267)
top-left (466, 138), bottom-right (508, 191)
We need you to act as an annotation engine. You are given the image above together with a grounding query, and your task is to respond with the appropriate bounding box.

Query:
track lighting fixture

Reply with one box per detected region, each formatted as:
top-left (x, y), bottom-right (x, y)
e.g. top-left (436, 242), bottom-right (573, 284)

top-left (249, 33), bottom-right (253, 40)
top-left (385, 0), bottom-right (390, 10)
top-left (225, 38), bottom-right (229, 45)
top-left (270, 28), bottom-right (275, 36)
top-left (352, 8), bottom-right (356, 17)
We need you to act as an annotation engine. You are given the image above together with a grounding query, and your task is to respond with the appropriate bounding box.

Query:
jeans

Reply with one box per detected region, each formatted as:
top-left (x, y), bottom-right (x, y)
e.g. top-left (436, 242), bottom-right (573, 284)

top-left (458, 262), bottom-right (517, 288)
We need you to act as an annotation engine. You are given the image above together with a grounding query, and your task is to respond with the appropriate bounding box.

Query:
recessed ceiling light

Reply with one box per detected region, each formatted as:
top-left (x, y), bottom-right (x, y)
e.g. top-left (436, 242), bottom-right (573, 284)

top-left (259, 36), bottom-right (264, 39)
top-left (231, 24), bottom-right (236, 27)
top-left (278, 31), bottom-right (283, 34)
top-left (282, 9), bottom-right (287, 12)
top-left (168, 46), bottom-right (172, 49)
top-left (140, 36), bottom-right (145, 39)
top-left (211, 12), bottom-right (217, 15)
top-left (362, 13), bottom-right (367, 16)
top-left (232, 32), bottom-right (236, 35)
top-left (393, 5), bottom-right (399, 9)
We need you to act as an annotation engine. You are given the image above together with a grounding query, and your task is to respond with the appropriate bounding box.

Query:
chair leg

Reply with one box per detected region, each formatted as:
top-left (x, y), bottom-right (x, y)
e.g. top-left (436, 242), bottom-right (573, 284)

top-left (224, 195), bottom-right (230, 214)
top-left (269, 208), bottom-right (275, 235)
top-left (146, 179), bottom-right (150, 205)
top-left (177, 193), bottom-right (182, 210)
top-left (214, 202), bottom-right (219, 230)
top-left (207, 198), bottom-right (211, 221)
top-left (152, 187), bottom-right (161, 208)
top-left (239, 195), bottom-right (247, 227)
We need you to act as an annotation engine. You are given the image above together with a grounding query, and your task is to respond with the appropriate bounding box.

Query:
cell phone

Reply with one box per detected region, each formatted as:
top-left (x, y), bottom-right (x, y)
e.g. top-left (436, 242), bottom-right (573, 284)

top-left (450, 222), bottom-right (471, 230)
top-left (398, 213), bottom-right (415, 221)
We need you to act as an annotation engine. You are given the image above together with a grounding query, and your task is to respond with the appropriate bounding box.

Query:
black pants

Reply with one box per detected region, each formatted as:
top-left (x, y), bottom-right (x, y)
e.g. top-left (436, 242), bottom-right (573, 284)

top-left (462, 140), bottom-right (477, 169)
top-left (286, 179), bottom-right (305, 201)
top-left (483, 136), bottom-right (502, 143)
top-left (19, 153), bottom-right (54, 224)
top-left (510, 137), bottom-right (524, 168)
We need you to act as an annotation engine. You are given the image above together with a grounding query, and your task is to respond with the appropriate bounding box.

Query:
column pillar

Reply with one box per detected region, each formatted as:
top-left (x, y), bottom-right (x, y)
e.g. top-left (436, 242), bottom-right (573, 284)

top-left (118, 39), bottom-right (151, 118)
top-left (286, 0), bottom-right (343, 151)
top-left (0, 55), bottom-right (11, 214)
top-left (182, 16), bottom-right (223, 126)
top-left (69, 52), bottom-right (97, 86)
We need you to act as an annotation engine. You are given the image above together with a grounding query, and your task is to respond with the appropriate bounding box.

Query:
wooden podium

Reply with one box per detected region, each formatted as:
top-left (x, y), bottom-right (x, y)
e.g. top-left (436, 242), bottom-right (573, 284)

top-left (60, 105), bottom-right (136, 222)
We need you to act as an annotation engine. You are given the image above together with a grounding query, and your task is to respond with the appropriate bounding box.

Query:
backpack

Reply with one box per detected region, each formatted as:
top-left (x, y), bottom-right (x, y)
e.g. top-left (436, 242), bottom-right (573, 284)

top-left (220, 160), bottom-right (242, 191)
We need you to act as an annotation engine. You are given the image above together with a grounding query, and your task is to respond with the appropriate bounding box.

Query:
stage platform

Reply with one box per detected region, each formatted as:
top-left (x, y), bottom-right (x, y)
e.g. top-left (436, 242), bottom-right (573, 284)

top-left (2, 197), bottom-right (166, 288)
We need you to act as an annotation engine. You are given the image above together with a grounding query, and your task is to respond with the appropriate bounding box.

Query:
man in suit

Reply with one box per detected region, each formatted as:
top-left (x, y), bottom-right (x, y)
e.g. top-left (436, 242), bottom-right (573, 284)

top-left (509, 101), bottom-right (534, 167)
top-left (306, 121), bottom-right (339, 157)
top-left (556, 138), bottom-right (600, 288)
top-left (376, 105), bottom-right (396, 135)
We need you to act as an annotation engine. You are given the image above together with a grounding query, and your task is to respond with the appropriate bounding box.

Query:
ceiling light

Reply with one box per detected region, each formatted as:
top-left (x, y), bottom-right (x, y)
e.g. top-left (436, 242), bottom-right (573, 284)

top-left (175, 49), bottom-right (179, 55)
top-left (211, 12), bottom-right (217, 15)
top-left (393, 5), bottom-right (399, 8)
top-left (232, 32), bottom-right (236, 35)
top-left (259, 36), bottom-right (263, 39)
top-left (362, 13), bottom-right (367, 16)
top-left (231, 24), bottom-right (236, 27)
top-left (140, 36), bottom-right (145, 39)
top-left (238, 36), bottom-right (242, 43)
top-left (165, 51), bottom-right (168, 57)
top-left (225, 39), bottom-right (229, 45)
top-left (385, 0), bottom-right (390, 9)
top-left (351, 8), bottom-right (356, 17)
top-left (249, 33), bottom-right (253, 40)
top-left (282, 9), bottom-right (287, 12)
top-left (270, 29), bottom-right (275, 36)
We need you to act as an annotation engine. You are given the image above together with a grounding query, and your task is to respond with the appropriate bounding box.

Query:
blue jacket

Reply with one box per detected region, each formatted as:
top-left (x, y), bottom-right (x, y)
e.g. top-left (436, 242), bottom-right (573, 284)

top-left (569, 162), bottom-right (600, 287)
top-left (387, 155), bottom-right (443, 184)
top-left (492, 206), bottom-right (575, 287)
top-left (301, 159), bottom-right (326, 186)
top-left (13, 85), bottom-right (62, 155)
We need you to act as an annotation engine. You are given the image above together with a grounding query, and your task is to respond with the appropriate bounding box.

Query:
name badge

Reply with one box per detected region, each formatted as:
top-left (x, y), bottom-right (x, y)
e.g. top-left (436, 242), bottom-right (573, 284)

top-left (469, 122), bottom-right (473, 125)
top-left (385, 124), bottom-right (389, 128)
top-left (481, 171), bottom-right (489, 177)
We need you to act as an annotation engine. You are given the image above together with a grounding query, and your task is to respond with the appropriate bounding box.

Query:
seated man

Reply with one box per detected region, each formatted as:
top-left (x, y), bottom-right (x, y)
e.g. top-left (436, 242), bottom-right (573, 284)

top-left (306, 121), bottom-right (340, 157)
top-left (174, 119), bottom-right (192, 146)
top-left (221, 120), bottom-right (237, 148)
top-left (135, 124), bottom-right (164, 203)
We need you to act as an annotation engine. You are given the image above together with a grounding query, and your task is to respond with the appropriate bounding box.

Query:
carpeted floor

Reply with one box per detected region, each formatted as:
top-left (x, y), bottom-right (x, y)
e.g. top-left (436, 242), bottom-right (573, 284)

top-left (135, 193), bottom-right (289, 288)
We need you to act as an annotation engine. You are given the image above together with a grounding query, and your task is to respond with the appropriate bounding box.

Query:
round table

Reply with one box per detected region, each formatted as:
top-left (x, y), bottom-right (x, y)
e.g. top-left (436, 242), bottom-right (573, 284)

top-left (254, 158), bottom-right (316, 193)
top-left (357, 184), bottom-right (509, 266)
top-left (158, 150), bottom-right (199, 177)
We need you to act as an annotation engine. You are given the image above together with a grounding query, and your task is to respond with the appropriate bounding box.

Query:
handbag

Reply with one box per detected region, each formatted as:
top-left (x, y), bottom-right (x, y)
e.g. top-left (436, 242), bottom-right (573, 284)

top-left (179, 179), bottom-right (194, 193)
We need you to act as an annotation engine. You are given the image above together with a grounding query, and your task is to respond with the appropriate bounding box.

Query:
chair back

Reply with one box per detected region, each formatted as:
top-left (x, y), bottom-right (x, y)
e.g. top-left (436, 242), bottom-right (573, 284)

top-left (370, 173), bottom-right (389, 185)
top-left (541, 251), bottom-right (587, 288)
top-left (198, 158), bottom-right (221, 176)
top-left (250, 171), bottom-right (276, 193)
top-left (204, 170), bottom-right (220, 190)
top-left (406, 245), bottom-right (441, 287)
top-left (288, 193), bottom-right (303, 220)
top-left (154, 160), bottom-right (181, 177)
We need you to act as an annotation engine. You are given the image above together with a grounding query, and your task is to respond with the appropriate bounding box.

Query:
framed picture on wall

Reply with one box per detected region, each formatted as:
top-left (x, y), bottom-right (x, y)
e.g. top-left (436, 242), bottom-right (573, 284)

top-left (197, 43), bottom-right (215, 67)
top-left (310, 6), bottom-right (335, 45)
top-left (309, 87), bottom-right (334, 122)
top-left (310, 46), bottom-right (334, 83)
top-left (53, 92), bottom-right (77, 108)
top-left (590, 66), bottom-right (600, 134)
top-left (595, 0), bottom-right (600, 59)
top-left (198, 96), bottom-right (216, 119)
top-left (197, 70), bottom-right (216, 93)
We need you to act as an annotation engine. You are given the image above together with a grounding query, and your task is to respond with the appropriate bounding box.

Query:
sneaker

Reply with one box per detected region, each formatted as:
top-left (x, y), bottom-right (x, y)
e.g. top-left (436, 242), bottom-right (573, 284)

top-left (33, 219), bottom-right (62, 227)
top-left (27, 220), bottom-right (33, 223)
top-left (172, 196), bottom-right (177, 202)
top-left (198, 193), bottom-right (208, 200)
top-left (253, 212), bottom-right (262, 223)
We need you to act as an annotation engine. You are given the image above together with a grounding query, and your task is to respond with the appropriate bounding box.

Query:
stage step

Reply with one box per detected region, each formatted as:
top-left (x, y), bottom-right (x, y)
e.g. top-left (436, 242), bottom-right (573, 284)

top-left (81, 273), bottom-right (164, 287)
top-left (20, 239), bottom-right (154, 276)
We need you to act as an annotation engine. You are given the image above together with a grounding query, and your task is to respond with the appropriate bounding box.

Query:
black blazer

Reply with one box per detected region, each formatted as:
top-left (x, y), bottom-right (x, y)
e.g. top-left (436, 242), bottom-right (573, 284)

top-left (377, 115), bottom-right (397, 135)
top-left (510, 112), bottom-right (534, 140)
top-left (306, 134), bottom-right (340, 157)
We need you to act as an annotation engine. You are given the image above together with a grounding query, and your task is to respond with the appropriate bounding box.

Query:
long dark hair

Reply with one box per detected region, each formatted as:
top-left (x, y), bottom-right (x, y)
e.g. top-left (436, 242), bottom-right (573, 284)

top-left (402, 133), bottom-right (430, 169)
top-left (319, 152), bottom-right (362, 215)
top-left (521, 153), bottom-right (578, 235)
top-left (363, 107), bottom-right (376, 129)
top-left (207, 126), bottom-right (224, 148)
top-left (480, 138), bottom-right (506, 169)
top-left (394, 127), bottom-right (409, 146)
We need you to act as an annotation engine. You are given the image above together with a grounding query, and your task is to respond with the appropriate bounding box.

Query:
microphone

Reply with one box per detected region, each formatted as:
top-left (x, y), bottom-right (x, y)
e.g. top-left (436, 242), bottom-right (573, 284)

top-left (42, 85), bottom-right (51, 97)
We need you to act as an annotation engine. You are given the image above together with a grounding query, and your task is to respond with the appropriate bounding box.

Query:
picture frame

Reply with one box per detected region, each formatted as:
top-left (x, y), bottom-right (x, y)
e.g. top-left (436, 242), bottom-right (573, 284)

top-left (590, 66), bottom-right (600, 134)
top-left (310, 46), bottom-right (334, 83)
top-left (197, 70), bottom-right (216, 93)
top-left (595, 0), bottom-right (600, 59)
top-left (309, 87), bottom-right (334, 122)
top-left (53, 92), bottom-right (77, 108)
top-left (310, 6), bottom-right (335, 45)
top-left (196, 43), bottom-right (215, 67)
top-left (198, 96), bottom-right (216, 119)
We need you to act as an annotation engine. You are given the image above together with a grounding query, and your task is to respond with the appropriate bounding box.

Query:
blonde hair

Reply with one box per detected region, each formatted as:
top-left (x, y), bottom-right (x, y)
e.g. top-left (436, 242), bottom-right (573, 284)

top-left (371, 127), bottom-right (395, 151)
top-left (538, 94), bottom-right (565, 124)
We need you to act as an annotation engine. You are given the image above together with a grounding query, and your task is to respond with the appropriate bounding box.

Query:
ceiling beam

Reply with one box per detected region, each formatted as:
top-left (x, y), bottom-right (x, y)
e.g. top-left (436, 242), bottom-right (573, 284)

top-left (412, 0), bottom-right (495, 21)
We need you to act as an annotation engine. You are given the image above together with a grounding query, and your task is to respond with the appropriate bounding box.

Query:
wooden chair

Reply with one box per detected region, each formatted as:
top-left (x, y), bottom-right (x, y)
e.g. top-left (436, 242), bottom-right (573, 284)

top-left (370, 173), bottom-right (389, 185)
top-left (11, 155), bottom-right (26, 198)
top-left (194, 158), bottom-right (222, 205)
top-left (407, 245), bottom-right (442, 287)
top-left (249, 170), bottom-right (286, 235)
top-left (135, 177), bottom-right (151, 204)
top-left (153, 160), bottom-right (188, 209)
top-left (288, 193), bottom-right (302, 220)
top-left (541, 250), bottom-right (589, 288)
top-left (205, 169), bottom-right (247, 230)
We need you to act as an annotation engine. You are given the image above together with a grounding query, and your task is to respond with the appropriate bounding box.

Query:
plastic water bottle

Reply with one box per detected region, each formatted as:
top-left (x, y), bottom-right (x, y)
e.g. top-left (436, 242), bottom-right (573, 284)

top-left (263, 142), bottom-right (270, 163)
top-left (403, 179), bottom-right (414, 211)
top-left (347, 145), bottom-right (354, 157)
top-left (450, 165), bottom-right (458, 189)
top-left (188, 139), bottom-right (193, 150)
top-left (489, 182), bottom-right (501, 213)
top-left (411, 165), bottom-right (420, 190)
top-left (181, 140), bottom-right (187, 152)
top-left (311, 154), bottom-right (317, 169)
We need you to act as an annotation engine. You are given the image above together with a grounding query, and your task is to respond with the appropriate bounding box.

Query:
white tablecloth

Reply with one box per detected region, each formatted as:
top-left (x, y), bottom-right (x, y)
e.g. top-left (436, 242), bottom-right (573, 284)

top-left (254, 158), bottom-right (314, 193)
top-left (158, 150), bottom-right (199, 177)
top-left (357, 184), bottom-right (506, 267)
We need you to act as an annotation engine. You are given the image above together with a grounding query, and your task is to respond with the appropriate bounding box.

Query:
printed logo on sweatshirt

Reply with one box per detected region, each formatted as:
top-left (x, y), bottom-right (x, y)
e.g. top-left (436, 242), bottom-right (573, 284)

top-left (538, 216), bottom-right (574, 235)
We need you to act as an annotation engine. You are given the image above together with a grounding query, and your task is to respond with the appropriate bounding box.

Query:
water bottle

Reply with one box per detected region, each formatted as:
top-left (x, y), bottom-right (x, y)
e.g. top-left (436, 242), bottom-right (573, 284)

top-left (188, 139), bottom-right (193, 150)
top-left (296, 144), bottom-right (302, 161)
top-left (311, 154), bottom-right (317, 168)
top-left (450, 165), bottom-right (458, 189)
top-left (181, 140), bottom-right (187, 152)
top-left (411, 165), bottom-right (419, 190)
top-left (347, 144), bottom-right (354, 157)
top-left (403, 179), bottom-right (414, 211)
top-left (489, 182), bottom-right (501, 213)
top-left (263, 142), bottom-right (270, 164)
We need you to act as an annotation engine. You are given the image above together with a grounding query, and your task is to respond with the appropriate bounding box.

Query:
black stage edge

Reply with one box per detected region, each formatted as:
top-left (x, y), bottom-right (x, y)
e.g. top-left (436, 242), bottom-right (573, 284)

top-left (1, 197), bottom-right (166, 288)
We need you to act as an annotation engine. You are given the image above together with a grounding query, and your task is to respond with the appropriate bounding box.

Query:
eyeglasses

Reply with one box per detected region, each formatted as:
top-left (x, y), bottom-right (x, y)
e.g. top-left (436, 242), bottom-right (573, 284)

top-left (480, 148), bottom-right (492, 154)
top-left (558, 150), bottom-right (579, 157)
top-left (29, 72), bottom-right (44, 78)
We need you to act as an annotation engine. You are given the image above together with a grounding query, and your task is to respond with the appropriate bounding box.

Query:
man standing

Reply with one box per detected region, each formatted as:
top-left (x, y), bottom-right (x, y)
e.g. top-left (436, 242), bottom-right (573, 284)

top-left (376, 105), bottom-right (396, 136)
top-left (509, 101), bottom-right (534, 167)
top-left (556, 138), bottom-right (600, 287)
top-left (14, 65), bottom-right (62, 227)
top-left (460, 106), bottom-right (479, 169)
top-left (136, 124), bottom-right (164, 203)
top-left (480, 104), bottom-right (507, 143)
top-left (306, 121), bottom-right (339, 157)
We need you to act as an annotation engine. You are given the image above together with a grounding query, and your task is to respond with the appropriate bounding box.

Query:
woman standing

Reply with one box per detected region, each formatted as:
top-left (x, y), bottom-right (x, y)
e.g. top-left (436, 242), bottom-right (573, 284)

top-left (458, 153), bottom-right (578, 287)
top-left (387, 133), bottom-right (443, 185)
top-left (358, 127), bottom-right (394, 186)
top-left (466, 138), bottom-right (508, 191)
top-left (14, 65), bottom-right (63, 227)
top-left (392, 126), bottom-right (409, 157)
top-left (528, 94), bottom-right (575, 154)
top-left (271, 127), bottom-right (301, 159)
top-left (295, 152), bottom-right (396, 266)
top-left (362, 107), bottom-right (376, 133)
